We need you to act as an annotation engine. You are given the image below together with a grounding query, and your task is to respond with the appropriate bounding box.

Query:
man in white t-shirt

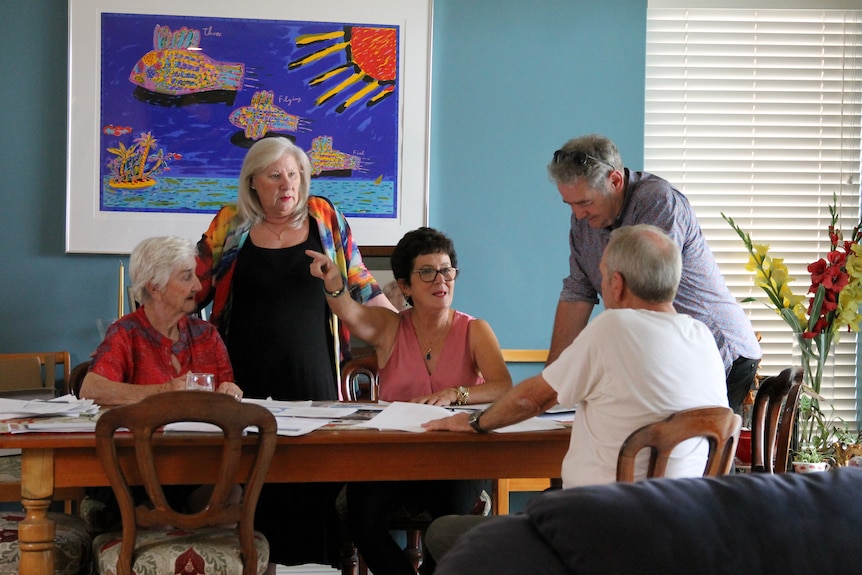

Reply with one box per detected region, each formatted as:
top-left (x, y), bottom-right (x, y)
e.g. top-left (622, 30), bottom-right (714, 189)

top-left (424, 223), bottom-right (729, 487)
top-left (420, 224), bottom-right (730, 570)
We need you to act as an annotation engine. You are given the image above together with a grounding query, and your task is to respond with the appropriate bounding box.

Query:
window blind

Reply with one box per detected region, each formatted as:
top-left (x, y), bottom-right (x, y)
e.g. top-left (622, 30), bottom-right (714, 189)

top-left (644, 7), bottom-right (862, 426)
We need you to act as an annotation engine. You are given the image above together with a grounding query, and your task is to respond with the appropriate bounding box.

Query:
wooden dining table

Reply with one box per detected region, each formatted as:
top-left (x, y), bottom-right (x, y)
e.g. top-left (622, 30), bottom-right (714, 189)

top-left (0, 425), bottom-right (570, 575)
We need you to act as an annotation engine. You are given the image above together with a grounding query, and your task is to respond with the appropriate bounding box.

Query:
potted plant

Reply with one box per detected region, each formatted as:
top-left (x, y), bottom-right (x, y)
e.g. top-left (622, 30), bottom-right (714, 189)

top-left (832, 427), bottom-right (862, 468)
top-left (792, 444), bottom-right (830, 473)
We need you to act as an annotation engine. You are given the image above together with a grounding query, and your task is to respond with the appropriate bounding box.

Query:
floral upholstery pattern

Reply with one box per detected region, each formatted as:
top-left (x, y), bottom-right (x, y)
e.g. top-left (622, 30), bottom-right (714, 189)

top-left (0, 456), bottom-right (21, 484)
top-left (0, 511), bottom-right (92, 575)
top-left (92, 527), bottom-right (269, 575)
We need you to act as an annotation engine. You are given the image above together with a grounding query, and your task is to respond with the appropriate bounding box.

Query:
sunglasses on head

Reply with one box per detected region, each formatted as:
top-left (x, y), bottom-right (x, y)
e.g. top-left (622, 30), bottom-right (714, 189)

top-left (552, 149), bottom-right (615, 171)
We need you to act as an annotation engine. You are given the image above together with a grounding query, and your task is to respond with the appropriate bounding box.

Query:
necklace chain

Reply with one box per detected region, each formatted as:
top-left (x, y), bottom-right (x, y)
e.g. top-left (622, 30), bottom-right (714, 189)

top-left (260, 220), bottom-right (290, 240)
top-left (416, 313), bottom-right (451, 361)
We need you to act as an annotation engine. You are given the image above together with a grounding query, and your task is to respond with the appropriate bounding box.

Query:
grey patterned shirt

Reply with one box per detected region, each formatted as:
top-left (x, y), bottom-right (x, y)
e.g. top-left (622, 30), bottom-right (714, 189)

top-left (560, 169), bottom-right (762, 373)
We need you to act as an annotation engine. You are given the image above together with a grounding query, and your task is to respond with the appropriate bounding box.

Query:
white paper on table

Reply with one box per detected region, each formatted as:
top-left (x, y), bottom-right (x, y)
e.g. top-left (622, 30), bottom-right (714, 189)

top-left (163, 421), bottom-right (228, 433)
top-left (242, 398), bottom-right (312, 410)
top-left (274, 406), bottom-right (357, 418)
top-left (449, 403), bottom-right (492, 412)
top-left (337, 402), bottom-right (388, 411)
top-left (20, 419), bottom-right (99, 433)
top-left (162, 421), bottom-right (272, 435)
top-left (354, 401), bottom-right (453, 433)
top-left (0, 396), bottom-right (99, 420)
top-left (239, 398), bottom-right (356, 419)
top-left (274, 417), bottom-right (332, 436)
top-left (493, 417), bottom-right (566, 433)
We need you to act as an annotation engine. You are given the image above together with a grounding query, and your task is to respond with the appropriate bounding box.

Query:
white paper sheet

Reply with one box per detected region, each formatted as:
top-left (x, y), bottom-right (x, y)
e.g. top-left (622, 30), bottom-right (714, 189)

top-left (274, 417), bottom-right (332, 436)
top-left (241, 398), bottom-right (357, 419)
top-left (354, 401), bottom-right (453, 432)
top-left (494, 418), bottom-right (567, 433)
top-left (354, 401), bottom-right (568, 434)
top-left (0, 395), bottom-right (99, 420)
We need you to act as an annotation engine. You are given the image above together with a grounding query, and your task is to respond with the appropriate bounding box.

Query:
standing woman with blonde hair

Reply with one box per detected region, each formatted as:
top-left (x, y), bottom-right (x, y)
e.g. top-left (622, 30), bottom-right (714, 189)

top-left (195, 136), bottom-right (393, 571)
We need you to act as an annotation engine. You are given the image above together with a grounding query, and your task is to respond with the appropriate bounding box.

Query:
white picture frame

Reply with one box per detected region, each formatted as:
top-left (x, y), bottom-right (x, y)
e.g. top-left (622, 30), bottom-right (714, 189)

top-left (66, 0), bottom-right (432, 254)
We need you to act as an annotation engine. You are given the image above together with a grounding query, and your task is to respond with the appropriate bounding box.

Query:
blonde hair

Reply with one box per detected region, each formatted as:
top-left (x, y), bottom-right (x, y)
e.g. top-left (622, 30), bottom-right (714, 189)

top-left (236, 137), bottom-right (312, 228)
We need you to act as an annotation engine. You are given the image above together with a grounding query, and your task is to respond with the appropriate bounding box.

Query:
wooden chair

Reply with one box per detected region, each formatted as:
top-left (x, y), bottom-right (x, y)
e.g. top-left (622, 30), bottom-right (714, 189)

top-left (340, 351), bottom-right (379, 402)
top-left (0, 353), bottom-right (86, 511)
top-left (616, 406), bottom-right (742, 482)
top-left (92, 391), bottom-right (277, 575)
top-left (493, 349), bottom-right (559, 515)
top-left (66, 360), bottom-right (91, 398)
top-left (0, 351), bottom-right (70, 398)
top-left (339, 352), bottom-right (427, 575)
top-left (750, 366), bottom-right (803, 474)
top-left (0, 352), bottom-right (91, 574)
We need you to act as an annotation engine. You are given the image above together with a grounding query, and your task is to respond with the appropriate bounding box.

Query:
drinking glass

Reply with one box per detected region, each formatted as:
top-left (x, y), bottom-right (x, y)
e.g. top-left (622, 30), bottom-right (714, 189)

top-left (186, 373), bottom-right (215, 392)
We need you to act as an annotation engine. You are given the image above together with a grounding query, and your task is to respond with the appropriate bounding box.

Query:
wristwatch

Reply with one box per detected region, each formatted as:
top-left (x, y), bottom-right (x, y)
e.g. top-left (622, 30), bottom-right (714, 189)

top-left (455, 386), bottom-right (470, 406)
top-left (468, 409), bottom-right (488, 434)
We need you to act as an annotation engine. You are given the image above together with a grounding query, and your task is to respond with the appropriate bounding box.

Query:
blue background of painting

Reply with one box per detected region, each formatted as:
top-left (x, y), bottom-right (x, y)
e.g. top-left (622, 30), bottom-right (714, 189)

top-left (98, 12), bottom-right (399, 215)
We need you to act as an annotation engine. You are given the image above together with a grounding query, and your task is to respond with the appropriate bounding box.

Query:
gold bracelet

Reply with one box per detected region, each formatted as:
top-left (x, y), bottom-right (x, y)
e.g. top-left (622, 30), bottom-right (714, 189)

top-left (455, 386), bottom-right (470, 405)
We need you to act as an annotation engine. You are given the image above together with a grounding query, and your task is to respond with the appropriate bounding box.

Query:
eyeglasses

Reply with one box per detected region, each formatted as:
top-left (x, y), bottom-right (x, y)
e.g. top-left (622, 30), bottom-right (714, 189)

top-left (552, 149), bottom-right (615, 171)
top-left (413, 267), bottom-right (459, 282)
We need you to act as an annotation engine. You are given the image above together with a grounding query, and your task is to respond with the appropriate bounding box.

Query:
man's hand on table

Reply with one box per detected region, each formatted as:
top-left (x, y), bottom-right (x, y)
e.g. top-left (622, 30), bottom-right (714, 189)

top-left (422, 412), bottom-right (473, 432)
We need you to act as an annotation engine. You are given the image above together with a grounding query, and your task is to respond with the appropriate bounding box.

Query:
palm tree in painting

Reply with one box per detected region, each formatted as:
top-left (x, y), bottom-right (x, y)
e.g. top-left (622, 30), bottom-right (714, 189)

top-left (134, 131), bottom-right (157, 181)
top-left (105, 131), bottom-right (180, 190)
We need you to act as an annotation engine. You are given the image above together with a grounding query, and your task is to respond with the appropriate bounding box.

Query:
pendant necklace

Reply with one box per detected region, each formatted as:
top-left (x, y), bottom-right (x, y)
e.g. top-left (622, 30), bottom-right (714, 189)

top-left (417, 313), bottom-right (451, 361)
top-left (261, 220), bottom-right (290, 240)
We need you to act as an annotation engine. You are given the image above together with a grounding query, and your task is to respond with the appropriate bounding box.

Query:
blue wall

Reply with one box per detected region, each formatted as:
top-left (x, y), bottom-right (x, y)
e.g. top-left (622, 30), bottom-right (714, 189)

top-left (0, 0), bottom-right (646, 373)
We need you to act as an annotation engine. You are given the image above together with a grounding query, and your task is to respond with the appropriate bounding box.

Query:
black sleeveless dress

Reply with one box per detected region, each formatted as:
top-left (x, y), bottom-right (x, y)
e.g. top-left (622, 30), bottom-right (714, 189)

top-left (226, 220), bottom-right (342, 567)
top-left (226, 221), bottom-right (337, 401)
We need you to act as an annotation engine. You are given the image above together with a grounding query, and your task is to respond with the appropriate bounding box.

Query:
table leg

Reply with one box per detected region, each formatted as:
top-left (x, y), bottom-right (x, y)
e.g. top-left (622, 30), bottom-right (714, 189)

top-left (19, 448), bottom-right (55, 575)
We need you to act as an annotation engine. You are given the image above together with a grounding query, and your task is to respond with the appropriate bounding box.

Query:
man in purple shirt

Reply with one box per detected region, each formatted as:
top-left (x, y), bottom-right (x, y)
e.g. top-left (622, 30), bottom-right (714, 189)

top-left (546, 133), bottom-right (761, 412)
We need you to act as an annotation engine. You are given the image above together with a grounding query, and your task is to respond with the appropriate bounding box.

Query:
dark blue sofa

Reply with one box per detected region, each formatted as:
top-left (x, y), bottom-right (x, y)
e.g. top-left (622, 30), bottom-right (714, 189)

top-left (436, 467), bottom-right (862, 575)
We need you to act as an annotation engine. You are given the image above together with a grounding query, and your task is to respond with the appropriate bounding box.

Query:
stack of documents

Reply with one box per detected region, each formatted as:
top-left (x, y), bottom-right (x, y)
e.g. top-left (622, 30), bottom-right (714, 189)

top-left (0, 395), bottom-right (100, 433)
top-left (163, 398), bottom-right (362, 437)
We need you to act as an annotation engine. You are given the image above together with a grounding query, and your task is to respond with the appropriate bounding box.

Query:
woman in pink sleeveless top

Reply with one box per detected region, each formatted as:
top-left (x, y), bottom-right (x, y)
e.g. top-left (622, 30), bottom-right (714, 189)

top-left (308, 226), bottom-right (511, 575)
top-left (307, 226), bottom-right (510, 405)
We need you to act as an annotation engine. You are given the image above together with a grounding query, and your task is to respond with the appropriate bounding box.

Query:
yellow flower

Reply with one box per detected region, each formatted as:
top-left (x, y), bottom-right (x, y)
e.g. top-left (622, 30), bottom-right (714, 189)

top-left (836, 284), bottom-right (862, 333)
top-left (847, 247), bottom-right (862, 279)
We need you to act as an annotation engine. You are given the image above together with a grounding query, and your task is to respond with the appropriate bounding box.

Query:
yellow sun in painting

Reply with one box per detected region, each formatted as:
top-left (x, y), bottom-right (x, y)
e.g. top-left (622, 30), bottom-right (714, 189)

top-left (289, 26), bottom-right (397, 113)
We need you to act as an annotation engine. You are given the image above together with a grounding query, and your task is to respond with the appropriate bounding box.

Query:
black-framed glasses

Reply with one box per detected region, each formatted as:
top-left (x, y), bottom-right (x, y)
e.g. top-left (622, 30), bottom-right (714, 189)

top-left (413, 267), bottom-right (458, 282)
top-left (552, 149), bottom-right (615, 171)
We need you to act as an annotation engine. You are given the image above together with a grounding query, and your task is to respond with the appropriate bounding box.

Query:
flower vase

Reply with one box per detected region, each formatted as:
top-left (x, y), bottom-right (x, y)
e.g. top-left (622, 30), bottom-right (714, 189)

top-left (792, 331), bottom-right (832, 395)
top-left (792, 331), bottom-right (835, 451)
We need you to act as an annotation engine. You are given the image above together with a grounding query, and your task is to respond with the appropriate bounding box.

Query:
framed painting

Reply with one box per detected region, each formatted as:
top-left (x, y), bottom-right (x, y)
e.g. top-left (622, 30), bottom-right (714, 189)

top-left (66, 0), bottom-right (431, 254)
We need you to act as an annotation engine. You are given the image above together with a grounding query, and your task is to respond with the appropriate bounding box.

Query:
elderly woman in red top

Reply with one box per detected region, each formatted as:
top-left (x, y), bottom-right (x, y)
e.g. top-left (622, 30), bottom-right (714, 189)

top-left (80, 236), bottom-right (241, 405)
top-left (308, 226), bottom-right (512, 575)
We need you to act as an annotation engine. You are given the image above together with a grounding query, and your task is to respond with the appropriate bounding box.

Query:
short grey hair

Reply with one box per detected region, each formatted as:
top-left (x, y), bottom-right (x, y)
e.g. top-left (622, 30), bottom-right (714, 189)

top-left (547, 133), bottom-right (622, 191)
top-left (604, 224), bottom-right (681, 303)
top-left (129, 236), bottom-right (197, 304)
top-left (236, 137), bottom-right (312, 228)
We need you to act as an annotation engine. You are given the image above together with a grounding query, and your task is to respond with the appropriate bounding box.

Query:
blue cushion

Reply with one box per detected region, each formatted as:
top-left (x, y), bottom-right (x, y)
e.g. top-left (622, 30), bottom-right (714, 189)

top-left (526, 468), bottom-right (862, 575)
top-left (436, 514), bottom-right (568, 575)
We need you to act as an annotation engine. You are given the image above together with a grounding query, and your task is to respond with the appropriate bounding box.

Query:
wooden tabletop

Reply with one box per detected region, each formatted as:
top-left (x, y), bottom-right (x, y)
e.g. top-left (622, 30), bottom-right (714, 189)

top-left (4, 423), bottom-right (570, 575)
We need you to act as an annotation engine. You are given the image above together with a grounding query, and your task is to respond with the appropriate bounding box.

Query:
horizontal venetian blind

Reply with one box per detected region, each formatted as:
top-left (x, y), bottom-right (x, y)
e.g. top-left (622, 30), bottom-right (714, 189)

top-left (644, 7), bottom-right (862, 425)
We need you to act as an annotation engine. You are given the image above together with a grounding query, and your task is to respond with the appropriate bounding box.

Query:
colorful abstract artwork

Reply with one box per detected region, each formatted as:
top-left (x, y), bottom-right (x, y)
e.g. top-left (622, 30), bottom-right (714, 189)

top-left (99, 13), bottom-right (400, 219)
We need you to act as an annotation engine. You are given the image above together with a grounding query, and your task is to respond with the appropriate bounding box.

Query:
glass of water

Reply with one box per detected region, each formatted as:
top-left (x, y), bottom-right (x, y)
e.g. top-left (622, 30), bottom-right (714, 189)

top-left (186, 373), bottom-right (215, 392)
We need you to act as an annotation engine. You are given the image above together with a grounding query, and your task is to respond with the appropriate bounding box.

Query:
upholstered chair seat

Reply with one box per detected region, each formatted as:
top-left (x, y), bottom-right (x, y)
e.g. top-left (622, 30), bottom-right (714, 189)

top-left (0, 511), bottom-right (91, 575)
top-left (92, 526), bottom-right (269, 575)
